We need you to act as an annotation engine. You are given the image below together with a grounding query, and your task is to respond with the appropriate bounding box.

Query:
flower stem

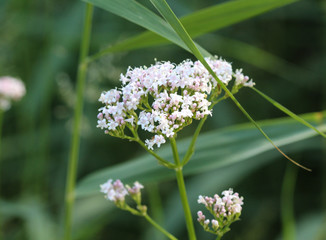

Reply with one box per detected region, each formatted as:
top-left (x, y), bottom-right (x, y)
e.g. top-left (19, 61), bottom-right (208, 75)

top-left (0, 110), bottom-right (3, 166)
top-left (181, 116), bottom-right (207, 166)
top-left (170, 138), bottom-right (196, 240)
top-left (63, 3), bottom-right (93, 240)
top-left (281, 163), bottom-right (297, 240)
top-left (135, 138), bottom-right (175, 168)
top-left (144, 214), bottom-right (178, 240)
top-left (0, 110), bottom-right (3, 237)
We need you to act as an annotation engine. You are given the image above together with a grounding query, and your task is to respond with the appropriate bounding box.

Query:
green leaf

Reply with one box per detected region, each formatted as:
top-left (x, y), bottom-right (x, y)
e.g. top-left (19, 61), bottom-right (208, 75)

top-left (203, 35), bottom-right (313, 88)
top-left (149, 0), bottom-right (311, 171)
top-left (89, 0), bottom-right (298, 59)
top-left (76, 111), bottom-right (326, 198)
top-left (83, 0), bottom-right (210, 60)
top-left (0, 198), bottom-right (58, 240)
top-left (253, 87), bottom-right (326, 138)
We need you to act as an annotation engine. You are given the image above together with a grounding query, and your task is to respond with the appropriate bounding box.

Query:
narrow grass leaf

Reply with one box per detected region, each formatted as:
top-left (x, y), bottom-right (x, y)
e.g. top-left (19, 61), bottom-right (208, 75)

top-left (89, 0), bottom-right (297, 59)
top-left (253, 87), bottom-right (326, 138)
top-left (149, 0), bottom-right (310, 171)
top-left (76, 111), bottom-right (326, 198)
top-left (82, 0), bottom-right (210, 61)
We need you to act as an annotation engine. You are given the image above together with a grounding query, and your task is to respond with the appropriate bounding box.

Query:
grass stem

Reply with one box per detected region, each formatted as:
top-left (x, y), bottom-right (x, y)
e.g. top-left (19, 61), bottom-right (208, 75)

top-left (63, 4), bottom-right (93, 240)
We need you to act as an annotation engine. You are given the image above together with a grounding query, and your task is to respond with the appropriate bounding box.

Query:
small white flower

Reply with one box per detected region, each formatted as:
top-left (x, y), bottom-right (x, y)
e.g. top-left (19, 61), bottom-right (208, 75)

top-left (97, 119), bottom-right (107, 129)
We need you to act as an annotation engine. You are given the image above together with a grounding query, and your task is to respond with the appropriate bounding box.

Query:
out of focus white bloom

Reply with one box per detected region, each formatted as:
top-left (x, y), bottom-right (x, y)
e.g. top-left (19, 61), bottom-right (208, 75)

top-left (0, 76), bottom-right (26, 111)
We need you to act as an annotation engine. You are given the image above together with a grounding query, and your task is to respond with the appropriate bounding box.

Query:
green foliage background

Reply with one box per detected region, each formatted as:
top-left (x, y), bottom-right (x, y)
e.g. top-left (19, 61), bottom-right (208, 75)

top-left (0, 0), bottom-right (325, 239)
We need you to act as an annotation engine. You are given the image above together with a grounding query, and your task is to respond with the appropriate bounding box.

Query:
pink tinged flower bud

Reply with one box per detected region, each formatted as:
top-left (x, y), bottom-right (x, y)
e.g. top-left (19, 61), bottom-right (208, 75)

top-left (211, 219), bottom-right (219, 230)
top-left (127, 181), bottom-right (144, 195)
top-left (153, 103), bottom-right (159, 110)
top-left (97, 113), bottom-right (104, 120)
top-left (197, 211), bottom-right (205, 222)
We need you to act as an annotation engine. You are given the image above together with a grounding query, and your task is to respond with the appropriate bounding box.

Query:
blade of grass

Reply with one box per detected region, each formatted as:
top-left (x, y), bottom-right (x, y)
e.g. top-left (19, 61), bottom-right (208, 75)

top-left (203, 35), bottom-right (313, 88)
top-left (149, 0), bottom-right (311, 171)
top-left (63, 3), bottom-right (94, 240)
top-left (83, 0), bottom-right (210, 61)
top-left (87, 0), bottom-right (297, 61)
top-left (253, 87), bottom-right (326, 138)
top-left (76, 111), bottom-right (326, 198)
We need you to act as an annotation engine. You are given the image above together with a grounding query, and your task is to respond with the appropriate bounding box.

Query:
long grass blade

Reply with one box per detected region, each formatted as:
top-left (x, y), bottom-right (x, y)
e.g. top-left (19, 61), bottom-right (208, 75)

top-left (88, 0), bottom-right (297, 61)
top-left (149, 0), bottom-right (311, 171)
top-left (83, 0), bottom-right (210, 61)
top-left (253, 87), bottom-right (326, 138)
top-left (76, 112), bottom-right (326, 197)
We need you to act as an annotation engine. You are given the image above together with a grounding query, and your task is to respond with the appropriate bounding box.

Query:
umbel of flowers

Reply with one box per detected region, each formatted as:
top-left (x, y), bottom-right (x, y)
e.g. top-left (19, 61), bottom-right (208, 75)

top-left (197, 189), bottom-right (244, 239)
top-left (97, 56), bottom-right (254, 150)
top-left (0, 76), bottom-right (26, 111)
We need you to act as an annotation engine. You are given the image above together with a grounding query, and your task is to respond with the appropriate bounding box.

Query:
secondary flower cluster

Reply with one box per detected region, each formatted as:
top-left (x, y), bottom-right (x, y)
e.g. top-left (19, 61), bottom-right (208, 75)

top-left (0, 76), bottom-right (26, 111)
top-left (97, 57), bottom-right (253, 150)
top-left (197, 189), bottom-right (244, 238)
top-left (100, 179), bottom-right (146, 214)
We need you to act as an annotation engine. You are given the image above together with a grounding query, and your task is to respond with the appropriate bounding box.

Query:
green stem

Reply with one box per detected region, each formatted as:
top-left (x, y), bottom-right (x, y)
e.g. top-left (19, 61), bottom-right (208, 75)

top-left (0, 110), bottom-right (3, 163)
top-left (135, 138), bottom-right (175, 169)
top-left (281, 164), bottom-right (297, 240)
top-left (170, 138), bottom-right (196, 240)
top-left (182, 116), bottom-right (207, 166)
top-left (63, 4), bottom-right (93, 240)
top-left (144, 214), bottom-right (178, 240)
top-left (0, 110), bottom-right (3, 238)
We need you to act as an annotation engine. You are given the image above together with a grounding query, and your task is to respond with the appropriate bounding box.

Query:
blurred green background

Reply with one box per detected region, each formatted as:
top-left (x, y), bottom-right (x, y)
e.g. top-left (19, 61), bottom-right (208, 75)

top-left (0, 0), bottom-right (325, 239)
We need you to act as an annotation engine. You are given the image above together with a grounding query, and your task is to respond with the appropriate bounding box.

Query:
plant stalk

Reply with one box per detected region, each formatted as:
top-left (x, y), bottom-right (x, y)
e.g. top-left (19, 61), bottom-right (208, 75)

top-left (281, 163), bottom-right (297, 240)
top-left (0, 110), bottom-right (3, 239)
top-left (63, 4), bottom-right (93, 240)
top-left (170, 138), bottom-right (196, 240)
top-left (144, 214), bottom-right (178, 240)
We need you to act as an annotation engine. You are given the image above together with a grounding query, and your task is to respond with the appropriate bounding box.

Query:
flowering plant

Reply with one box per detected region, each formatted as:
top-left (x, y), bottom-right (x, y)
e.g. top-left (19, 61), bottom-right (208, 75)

top-left (59, 1), bottom-right (326, 240)
top-left (97, 57), bottom-right (251, 239)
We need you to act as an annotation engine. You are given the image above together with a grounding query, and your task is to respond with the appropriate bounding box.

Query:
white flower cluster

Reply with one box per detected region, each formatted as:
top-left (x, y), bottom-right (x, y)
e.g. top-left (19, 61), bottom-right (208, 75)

top-left (100, 179), bottom-right (144, 203)
top-left (100, 179), bottom-right (146, 214)
top-left (0, 76), bottom-right (26, 111)
top-left (197, 189), bottom-right (244, 236)
top-left (97, 57), bottom-right (253, 150)
top-left (100, 179), bottom-right (128, 202)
